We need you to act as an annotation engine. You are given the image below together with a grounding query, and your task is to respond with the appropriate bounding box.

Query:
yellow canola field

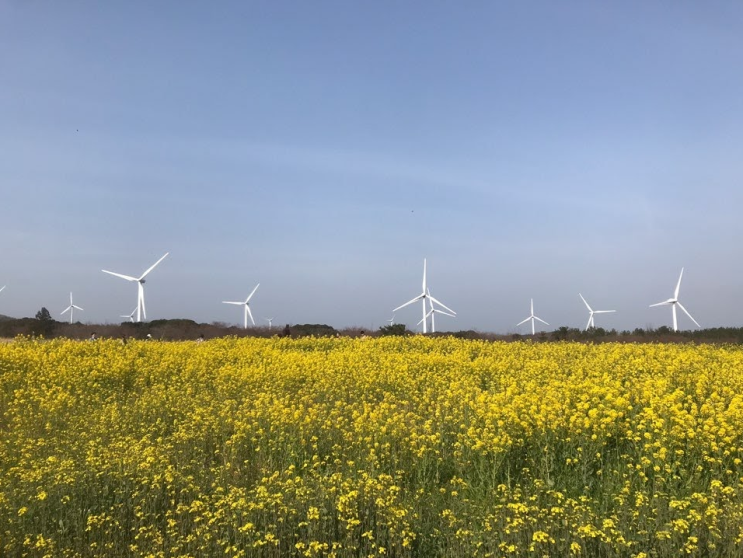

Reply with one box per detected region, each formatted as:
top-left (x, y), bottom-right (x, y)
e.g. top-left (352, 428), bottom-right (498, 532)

top-left (2, 337), bottom-right (743, 557)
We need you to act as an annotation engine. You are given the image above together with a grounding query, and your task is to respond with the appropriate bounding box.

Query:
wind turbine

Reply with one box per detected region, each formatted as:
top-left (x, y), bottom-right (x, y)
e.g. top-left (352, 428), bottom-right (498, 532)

top-left (393, 259), bottom-right (456, 333)
top-left (417, 290), bottom-right (455, 333)
top-left (102, 253), bottom-right (169, 322)
top-left (579, 294), bottom-right (616, 331)
top-left (120, 307), bottom-right (137, 323)
top-left (650, 268), bottom-right (700, 332)
top-left (265, 317), bottom-right (274, 329)
top-left (60, 292), bottom-right (84, 324)
top-left (223, 283), bottom-right (260, 329)
top-left (517, 299), bottom-right (549, 335)
top-left (387, 315), bottom-right (395, 326)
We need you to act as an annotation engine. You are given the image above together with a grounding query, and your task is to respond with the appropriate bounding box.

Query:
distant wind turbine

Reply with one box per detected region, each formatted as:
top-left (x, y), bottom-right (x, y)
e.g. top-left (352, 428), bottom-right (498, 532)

top-left (120, 307), bottom-right (137, 323)
top-left (60, 292), bottom-right (84, 324)
top-left (393, 259), bottom-right (456, 333)
top-left (265, 317), bottom-right (274, 329)
top-left (223, 283), bottom-right (260, 329)
top-left (517, 299), bottom-right (549, 335)
top-left (387, 315), bottom-right (395, 326)
top-left (417, 290), bottom-right (455, 333)
top-left (650, 268), bottom-right (700, 332)
top-left (102, 253), bottom-right (169, 322)
top-left (579, 294), bottom-right (616, 331)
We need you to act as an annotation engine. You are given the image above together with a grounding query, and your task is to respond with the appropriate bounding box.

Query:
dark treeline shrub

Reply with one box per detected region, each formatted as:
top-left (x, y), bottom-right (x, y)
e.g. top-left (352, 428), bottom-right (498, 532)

top-left (290, 324), bottom-right (338, 337)
top-left (378, 324), bottom-right (408, 336)
top-left (1, 315), bottom-right (743, 344)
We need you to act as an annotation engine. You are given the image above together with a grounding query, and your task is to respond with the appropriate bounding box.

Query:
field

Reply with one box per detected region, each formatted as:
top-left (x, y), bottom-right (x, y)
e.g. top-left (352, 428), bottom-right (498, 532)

top-left (2, 338), bottom-right (743, 557)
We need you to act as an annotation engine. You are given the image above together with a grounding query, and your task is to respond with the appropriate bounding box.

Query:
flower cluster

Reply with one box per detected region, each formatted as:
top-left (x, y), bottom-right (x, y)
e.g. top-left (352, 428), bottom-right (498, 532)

top-left (2, 337), bottom-right (743, 556)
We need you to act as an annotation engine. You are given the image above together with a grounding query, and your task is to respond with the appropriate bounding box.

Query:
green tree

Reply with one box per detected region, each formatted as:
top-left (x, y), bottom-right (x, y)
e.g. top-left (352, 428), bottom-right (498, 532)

top-left (34, 307), bottom-right (55, 337)
top-left (35, 307), bottom-right (52, 321)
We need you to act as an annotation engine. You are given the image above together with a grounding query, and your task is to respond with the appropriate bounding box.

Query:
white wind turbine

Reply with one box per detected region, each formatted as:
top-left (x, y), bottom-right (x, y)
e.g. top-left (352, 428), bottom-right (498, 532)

top-left (223, 283), bottom-right (260, 329)
top-left (60, 292), bottom-right (84, 324)
top-left (393, 259), bottom-right (456, 333)
top-left (650, 268), bottom-right (700, 332)
top-left (579, 294), bottom-right (616, 331)
top-left (102, 253), bottom-right (169, 323)
top-left (265, 317), bottom-right (274, 330)
top-left (120, 307), bottom-right (137, 323)
top-left (517, 299), bottom-right (549, 335)
top-left (417, 290), bottom-right (456, 333)
top-left (387, 315), bottom-right (395, 326)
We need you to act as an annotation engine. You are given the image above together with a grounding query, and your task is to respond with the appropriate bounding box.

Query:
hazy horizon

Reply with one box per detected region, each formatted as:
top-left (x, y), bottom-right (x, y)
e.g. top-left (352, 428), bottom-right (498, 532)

top-left (2, 2), bottom-right (743, 333)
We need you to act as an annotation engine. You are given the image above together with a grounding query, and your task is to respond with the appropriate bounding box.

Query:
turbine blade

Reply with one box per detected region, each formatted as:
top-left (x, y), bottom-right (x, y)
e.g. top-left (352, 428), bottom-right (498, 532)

top-left (649, 301), bottom-right (670, 307)
top-left (534, 316), bottom-right (549, 325)
top-left (245, 283), bottom-right (260, 303)
top-left (593, 310), bottom-right (616, 314)
top-left (428, 295), bottom-right (456, 315)
top-left (393, 294), bottom-right (424, 312)
top-left (139, 252), bottom-right (169, 280)
top-left (434, 309), bottom-right (456, 317)
top-left (677, 301), bottom-right (700, 328)
top-left (674, 267), bottom-right (684, 300)
top-left (422, 258), bottom-right (427, 292)
top-left (0, 286), bottom-right (5, 293)
top-left (73, 305), bottom-right (83, 311)
top-left (585, 315), bottom-right (592, 331)
top-left (246, 305), bottom-right (255, 326)
top-left (222, 301), bottom-right (243, 305)
top-left (102, 270), bottom-right (138, 282)
top-left (516, 317), bottom-right (531, 326)
top-left (61, 306), bottom-right (71, 314)
top-left (579, 293), bottom-right (592, 312)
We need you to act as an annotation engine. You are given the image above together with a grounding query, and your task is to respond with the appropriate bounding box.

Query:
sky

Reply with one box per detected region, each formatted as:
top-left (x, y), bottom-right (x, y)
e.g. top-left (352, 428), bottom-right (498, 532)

top-left (2, 1), bottom-right (743, 333)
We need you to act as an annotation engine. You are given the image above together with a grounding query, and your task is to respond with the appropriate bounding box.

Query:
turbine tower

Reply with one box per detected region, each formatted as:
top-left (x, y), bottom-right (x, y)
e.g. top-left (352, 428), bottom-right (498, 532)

top-left (223, 283), bottom-right (260, 329)
top-left (102, 253), bottom-right (169, 323)
top-left (517, 299), bottom-right (549, 335)
top-left (60, 292), bottom-right (84, 324)
top-left (650, 268), bottom-right (700, 332)
top-left (393, 259), bottom-right (456, 333)
top-left (579, 294), bottom-right (616, 331)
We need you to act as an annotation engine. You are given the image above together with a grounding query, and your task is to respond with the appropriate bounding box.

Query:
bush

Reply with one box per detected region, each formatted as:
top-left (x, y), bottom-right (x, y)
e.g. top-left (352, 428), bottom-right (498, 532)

top-left (378, 323), bottom-right (407, 336)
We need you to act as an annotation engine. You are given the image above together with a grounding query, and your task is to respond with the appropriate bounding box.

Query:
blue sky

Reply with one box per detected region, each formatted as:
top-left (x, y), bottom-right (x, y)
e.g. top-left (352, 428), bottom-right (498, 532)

top-left (1, 1), bottom-right (743, 332)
